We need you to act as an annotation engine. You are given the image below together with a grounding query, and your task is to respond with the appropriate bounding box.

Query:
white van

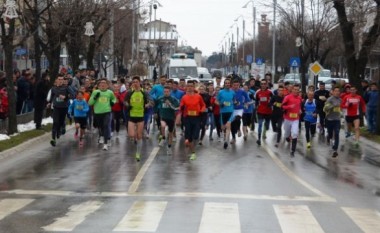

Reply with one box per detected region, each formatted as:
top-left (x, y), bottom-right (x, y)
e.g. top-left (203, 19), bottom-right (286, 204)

top-left (167, 54), bottom-right (199, 83)
top-left (197, 67), bottom-right (213, 84)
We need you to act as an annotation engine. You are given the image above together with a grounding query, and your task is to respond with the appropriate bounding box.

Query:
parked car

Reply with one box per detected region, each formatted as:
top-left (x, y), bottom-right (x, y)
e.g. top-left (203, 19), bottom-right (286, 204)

top-left (284, 73), bottom-right (301, 84)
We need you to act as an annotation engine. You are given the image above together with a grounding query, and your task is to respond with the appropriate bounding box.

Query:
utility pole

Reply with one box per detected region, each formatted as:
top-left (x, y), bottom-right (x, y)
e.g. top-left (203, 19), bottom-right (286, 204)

top-left (272, 0), bottom-right (277, 83)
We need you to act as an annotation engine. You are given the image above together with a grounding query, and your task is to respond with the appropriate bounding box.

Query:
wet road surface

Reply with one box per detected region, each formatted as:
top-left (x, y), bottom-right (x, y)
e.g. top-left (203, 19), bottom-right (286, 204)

top-left (0, 126), bottom-right (379, 233)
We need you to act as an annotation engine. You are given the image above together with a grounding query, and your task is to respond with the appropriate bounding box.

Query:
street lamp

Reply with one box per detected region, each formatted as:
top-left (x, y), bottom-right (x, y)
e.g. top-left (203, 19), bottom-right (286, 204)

top-left (235, 15), bottom-right (246, 67)
top-left (272, 0), bottom-right (277, 82)
top-left (243, 0), bottom-right (256, 66)
top-left (84, 22), bottom-right (95, 36)
top-left (3, 0), bottom-right (18, 19)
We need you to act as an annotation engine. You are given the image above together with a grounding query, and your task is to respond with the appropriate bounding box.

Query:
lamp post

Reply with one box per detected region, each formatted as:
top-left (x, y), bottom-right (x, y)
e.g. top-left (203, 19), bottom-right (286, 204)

top-left (272, 0), bottom-right (277, 82)
top-left (243, 0), bottom-right (256, 67)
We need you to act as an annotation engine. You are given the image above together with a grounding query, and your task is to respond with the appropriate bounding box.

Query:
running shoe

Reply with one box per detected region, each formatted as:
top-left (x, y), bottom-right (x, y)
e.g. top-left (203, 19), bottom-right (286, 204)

top-left (167, 147), bottom-right (172, 155)
top-left (354, 141), bottom-right (360, 148)
top-left (198, 141), bottom-right (203, 145)
top-left (98, 136), bottom-right (104, 144)
top-left (102, 144), bottom-right (108, 151)
top-left (61, 127), bottom-right (66, 135)
top-left (263, 130), bottom-right (267, 140)
top-left (307, 142), bottom-right (311, 149)
top-left (50, 139), bottom-right (56, 147)
top-left (223, 142), bottom-right (228, 149)
top-left (332, 151), bottom-right (338, 158)
top-left (290, 151), bottom-right (295, 158)
top-left (230, 139), bottom-right (236, 144)
top-left (237, 131), bottom-right (242, 137)
top-left (274, 143), bottom-right (279, 148)
top-left (345, 132), bottom-right (351, 138)
top-left (209, 136), bottom-right (213, 141)
top-left (218, 137), bottom-right (222, 142)
top-left (159, 139), bottom-right (165, 147)
top-left (189, 153), bottom-right (197, 161)
top-left (243, 135), bottom-right (247, 141)
top-left (256, 140), bottom-right (261, 146)
top-left (135, 153), bottom-right (141, 161)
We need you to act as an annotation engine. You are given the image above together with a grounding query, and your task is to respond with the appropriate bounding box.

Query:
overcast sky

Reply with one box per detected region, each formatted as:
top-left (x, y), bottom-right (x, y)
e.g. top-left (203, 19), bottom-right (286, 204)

top-left (143, 0), bottom-right (274, 57)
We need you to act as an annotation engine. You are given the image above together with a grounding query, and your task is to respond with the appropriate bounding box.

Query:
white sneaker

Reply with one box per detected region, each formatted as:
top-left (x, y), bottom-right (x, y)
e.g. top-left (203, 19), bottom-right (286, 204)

top-left (172, 137), bottom-right (177, 142)
top-left (98, 136), bottom-right (104, 144)
top-left (159, 140), bottom-right (165, 147)
top-left (107, 141), bottom-right (112, 147)
top-left (102, 144), bottom-right (108, 151)
top-left (167, 147), bottom-right (172, 155)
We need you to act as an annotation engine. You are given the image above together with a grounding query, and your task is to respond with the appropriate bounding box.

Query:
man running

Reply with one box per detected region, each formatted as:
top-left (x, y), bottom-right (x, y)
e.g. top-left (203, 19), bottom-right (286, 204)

top-left (124, 76), bottom-right (153, 161)
top-left (230, 79), bottom-right (250, 144)
top-left (156, 86), bottom-right (179, 154)
top-left (216, 78), bottom-right (235, 149)
top-left (324, 87), bottom-right (342, 157)
top-left (255, 79), bottom-right (273, 146)
top-left (179, 81), bottom-right (206, 160)
top-left (314, 82), bottom-right (330, 135)
top-left (282, 84), bottom-right (303, 157)
top-left (270, 85), bottom-right (284, 147)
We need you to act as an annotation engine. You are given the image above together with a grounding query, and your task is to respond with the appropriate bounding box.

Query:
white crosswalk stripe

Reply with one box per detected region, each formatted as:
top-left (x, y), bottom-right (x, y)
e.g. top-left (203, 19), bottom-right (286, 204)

top-left (42, 200), bottom-right (103, 232)
top-left (342, 207), bottom-right (380, 233)
top-left (0, 198), bottom-right (35, 221)
top-left (198, 202), bottom-right (241, 233)
top-left (273, 205), bottom-right (325, 233)
top-left (113, 201), bottom-right (167, 232)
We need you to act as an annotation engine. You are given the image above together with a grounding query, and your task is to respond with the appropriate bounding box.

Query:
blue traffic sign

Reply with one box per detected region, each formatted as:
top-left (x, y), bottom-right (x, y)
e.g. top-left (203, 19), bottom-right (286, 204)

top-left (15, 48), bottom-right (27, 55)
top-left (246, 55), bottom-right (253, 64)
top-left (289, 57), bottom-right (300, 67)
top-left (256, 58), bottom-right (264, 65)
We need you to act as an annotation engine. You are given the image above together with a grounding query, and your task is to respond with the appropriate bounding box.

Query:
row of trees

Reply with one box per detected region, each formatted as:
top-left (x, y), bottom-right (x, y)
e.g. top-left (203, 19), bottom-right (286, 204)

top-left (1, 0), bottom-right (138, 134)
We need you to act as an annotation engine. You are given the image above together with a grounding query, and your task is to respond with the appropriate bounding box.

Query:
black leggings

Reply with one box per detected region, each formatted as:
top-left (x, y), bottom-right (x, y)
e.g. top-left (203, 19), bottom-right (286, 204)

top-left (271, 116), bottom-right (283, 143)
top-left (231, 115), bottom-right (242, 139)
top-left (213, 114), bottom-right (221, 137)
top-left (200, 112), bottom-right (208, 140)
top-left (305, 121), bottom-right (316, 142)
top-left (94, 112), bottom-right (111, 144)
top-left (111, 111), bottom-right (122, 133)
top-left (52, 107), bottom-right (68, 140)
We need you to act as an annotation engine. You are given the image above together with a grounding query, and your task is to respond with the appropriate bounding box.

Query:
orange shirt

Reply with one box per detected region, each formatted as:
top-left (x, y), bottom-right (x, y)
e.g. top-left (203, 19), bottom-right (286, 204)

top-left (180, 93), bottom-right (206, 117)
top-left (83, 92), bottom-right (90, 102)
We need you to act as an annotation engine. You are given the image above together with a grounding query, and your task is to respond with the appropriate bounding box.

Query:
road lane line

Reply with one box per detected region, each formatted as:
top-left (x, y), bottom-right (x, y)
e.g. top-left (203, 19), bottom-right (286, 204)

top-left (113, 201), bottom-right (167, 232)
top-left (198, 202), bottom-right (241, 233)
top-left (262, 144), bottom-right (333, 199)
top-left (342, 207), bottom-right (380, 233)
top-left (0, 189), bottom-right (336, 202)
top-left (128, 147), bottom-right (160, 193)
top-left (0, 199), bottom-right (34, 221)
top-left (273, 205), bottom-right (325, 233)
top-left (42, 200), bottom-right (103, 232)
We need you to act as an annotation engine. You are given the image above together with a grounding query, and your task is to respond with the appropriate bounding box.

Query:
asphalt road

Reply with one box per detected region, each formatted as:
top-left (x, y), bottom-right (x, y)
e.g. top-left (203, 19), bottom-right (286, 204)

top-left (0, 125), bottom-right (379, 233)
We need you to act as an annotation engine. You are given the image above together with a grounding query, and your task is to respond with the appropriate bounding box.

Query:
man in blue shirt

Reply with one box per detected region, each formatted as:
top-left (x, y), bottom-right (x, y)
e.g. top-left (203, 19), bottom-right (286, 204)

top-left (217, 77), bottom-right (235, 149)
top-left (230, 79), bottom-right (250, 144)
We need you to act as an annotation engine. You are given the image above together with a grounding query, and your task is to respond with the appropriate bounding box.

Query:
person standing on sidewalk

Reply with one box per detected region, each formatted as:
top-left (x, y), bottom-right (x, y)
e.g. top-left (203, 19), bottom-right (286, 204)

top-left (89, 78), bottom-right (116, 151)
top-left (314, 82), bottom-right (330, 135)
top-left (47, 74), bottom-right (71, 147)
top-left (303, 91), bottom-right (318, 149)
top-left (364, 83), bottom-right (378, 134)
top-left (179, 81), bottom-right (206, 160)
top-left (282, 84), bottom-right (303, 157)
top-left (324, 87), bottom-right (342, 157)
top-left (341, 86), bottom-right (366, 146)
top-left (34, 72), bottom-right (50, 129)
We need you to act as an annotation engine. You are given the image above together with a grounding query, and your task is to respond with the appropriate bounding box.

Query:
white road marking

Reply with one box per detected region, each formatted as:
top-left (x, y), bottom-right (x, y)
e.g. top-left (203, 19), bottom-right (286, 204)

top-left (0, 198), bottom-right (34, 221)
top-left (0, 189), bottom-right (336, 202)
top-left (128, 147), bottom-right (160, 193)
top-left (113, 201), bottom-right (167, 232)
top-left (263, 143), bottom-right (334, 199)
top-left (198, 202), bottom-right (241, 233)
top-left (342, 207), bottom-right (380, 233)
top-left (42, 200), bottom-right (103, 232)
top-left (273, 205), bottom-right (325, 233)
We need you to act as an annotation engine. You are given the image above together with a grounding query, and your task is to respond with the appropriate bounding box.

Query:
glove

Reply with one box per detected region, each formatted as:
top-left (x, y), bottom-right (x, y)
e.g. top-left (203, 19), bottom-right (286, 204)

top-left (110, 100), bottom-right (114, 107)
top-left (94, 92), bottom-right (100, 100)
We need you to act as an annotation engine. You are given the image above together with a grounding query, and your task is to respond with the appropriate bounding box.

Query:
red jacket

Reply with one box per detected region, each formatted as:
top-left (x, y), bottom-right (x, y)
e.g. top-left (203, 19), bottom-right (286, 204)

top-left (0, 94), bottom-right (8, 119)
top-left (255, 89), bottom-right (273, 115)
top-left (210, 96), bottom-right (220, 115)
top-left (341, 94), bottom-right (366, 116)
top-left (112, 92), bottom-right (124, 112)
top-left (282, 93), bottom-right (302, 121)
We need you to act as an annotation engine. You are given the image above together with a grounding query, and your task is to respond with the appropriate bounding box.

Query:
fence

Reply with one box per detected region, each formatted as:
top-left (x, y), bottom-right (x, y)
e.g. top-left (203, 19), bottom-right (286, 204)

top-left (0, 111), bottom-right (37, 134)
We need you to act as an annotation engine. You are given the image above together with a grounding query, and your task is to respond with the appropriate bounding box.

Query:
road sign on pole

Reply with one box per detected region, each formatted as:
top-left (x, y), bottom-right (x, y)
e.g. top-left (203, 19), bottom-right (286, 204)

top-left (256, 58), bottom-right (264, 66)
top-left (309, 61), bottom-right (323, 75)
top-left (246, 55), bottom-right (253, 64)
top-left (289, 57), bottom-right (300, 67)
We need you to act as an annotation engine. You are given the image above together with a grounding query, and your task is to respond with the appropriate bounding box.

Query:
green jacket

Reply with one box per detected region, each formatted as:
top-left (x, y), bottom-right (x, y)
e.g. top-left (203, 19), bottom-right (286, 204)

top-left (89, 89), bottom-right (116, 114)
top-left (156, 96), bottom-right (179, 120)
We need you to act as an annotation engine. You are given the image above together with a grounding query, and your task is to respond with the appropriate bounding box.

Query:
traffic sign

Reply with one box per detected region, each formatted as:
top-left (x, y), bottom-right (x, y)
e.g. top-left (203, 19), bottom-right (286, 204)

top-left (246, 55), bottom-right (253, 64)
top-left (256, 58), bottom-right (264, 66)
top-left (309, 61), bottom-right (323, 75)
top-left (15, 48), bottom-right (27, 55)
top-left (289, 57), bottom-right (300, 67)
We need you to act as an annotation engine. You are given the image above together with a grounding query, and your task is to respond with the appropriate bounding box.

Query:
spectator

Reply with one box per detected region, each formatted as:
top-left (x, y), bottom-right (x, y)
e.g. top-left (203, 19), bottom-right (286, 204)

top-left (365, 83), bottom-right (378, 134)
top-left (16, 69), bottom-right (32, 114)
top-left (0, 87), bottom-right (8, 120)
top-left (34, 73), bottom-right (50, 129)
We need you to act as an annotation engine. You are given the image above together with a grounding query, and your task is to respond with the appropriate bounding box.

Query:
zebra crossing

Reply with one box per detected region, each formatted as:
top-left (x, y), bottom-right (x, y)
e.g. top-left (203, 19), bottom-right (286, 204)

top-left (0, 198), bottom-right (379, 232)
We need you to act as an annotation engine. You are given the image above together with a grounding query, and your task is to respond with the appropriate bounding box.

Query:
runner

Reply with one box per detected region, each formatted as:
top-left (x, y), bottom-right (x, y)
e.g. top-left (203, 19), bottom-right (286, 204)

top-left (255, 79), bottom-right (273, 146)
top-left (124, 76), bottom-right (153, 161)
top-left (282, 84), bottom-right (303, 157)
top-left (230, 79), bottom-right (250, 144)
top-left (314, 82), bottom-right (330, 135)
top-left (89, 78), bottom-right (116, 151)
top-left (179, 81), bottom-right (206, 160)
top-left (303, 91), bottom-right (318, 149)
top-left (324, 87), bottom-right (342, 157)
top-left (198, 85), bottom-right (211, 145)
top-left (111, 83), bottom-right (123, 136)
top-left (341, 86), bottom-right (366, 147)
top-left (47, 74), bottom-right (71, 147)
top-left (156, 86), bottom-right (179, 154)
top-left (68, 90), bottom-right (90, 146)
top-left (242, 84), bottom-right (255, 141)
top-left (150, 75), bottom-right (167, 131)
top-left (216, 78), bottom-right (235, 149)
top-left (210, 86), bottom-right (222, 141)
top-left (270, 85), bottom-right (284, 147)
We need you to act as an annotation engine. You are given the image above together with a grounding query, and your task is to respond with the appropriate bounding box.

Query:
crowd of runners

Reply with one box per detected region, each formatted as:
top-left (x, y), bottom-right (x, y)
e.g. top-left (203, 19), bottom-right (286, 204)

top-left (46, 71), bottom-right (378, 161)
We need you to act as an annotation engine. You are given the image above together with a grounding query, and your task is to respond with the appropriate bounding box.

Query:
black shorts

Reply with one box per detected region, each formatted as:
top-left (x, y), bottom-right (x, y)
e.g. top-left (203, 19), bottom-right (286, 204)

top-left (161, 118), bottom-right (175, 132)
top-left (257, 113), bottom-right (271, 120)
top-left (221, 112), bottom-right (233, 125)
top-left (74, 117), bottom-right (87, 129)
top-left (129, 117), bottom-right (144, 123)
top-left (242, 113), bottom-right (252, 126)
top-left (345, 115), bottom-right (359, 123)
top-left (184, 116), bottom-right (201, 142)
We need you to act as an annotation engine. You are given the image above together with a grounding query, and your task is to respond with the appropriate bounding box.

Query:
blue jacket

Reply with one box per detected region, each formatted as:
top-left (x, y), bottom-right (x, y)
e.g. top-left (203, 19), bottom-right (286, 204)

top-left (304, 99), bottom-right (317, 123)
top-left (366, 90), bottom-right (378, 109)
top-left (234, 89), bottom-right (250, 110)
top-left (217, 89), bottom-right (235, 113)
top-left (68, 99), bottom-right (89, 118)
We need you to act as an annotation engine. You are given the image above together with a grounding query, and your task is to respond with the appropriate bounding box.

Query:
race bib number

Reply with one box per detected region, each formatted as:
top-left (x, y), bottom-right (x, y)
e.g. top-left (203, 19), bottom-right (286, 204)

top-left (99, 96), bottom-right (108, 103)
top-left (333, 107), bottom-right (341, 112)
top-left (289, 113), bottom-right (298, 118)
top-left (76, 105), bottom-right (83, 110)
top-left (260, 97), bottom-right (267, 102)
top-left (223, 101), bottom-right (231, 107)
top-left (275, 103), bottom-right (282, 107)
top-left (55, 97), bottom-right (63, 103)
top-left (162, 103), bottom-right (170, 108)
top-left (133, 97), bottom-right (142, 103)
top-left (188, 110), bottom-right (197, 116)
